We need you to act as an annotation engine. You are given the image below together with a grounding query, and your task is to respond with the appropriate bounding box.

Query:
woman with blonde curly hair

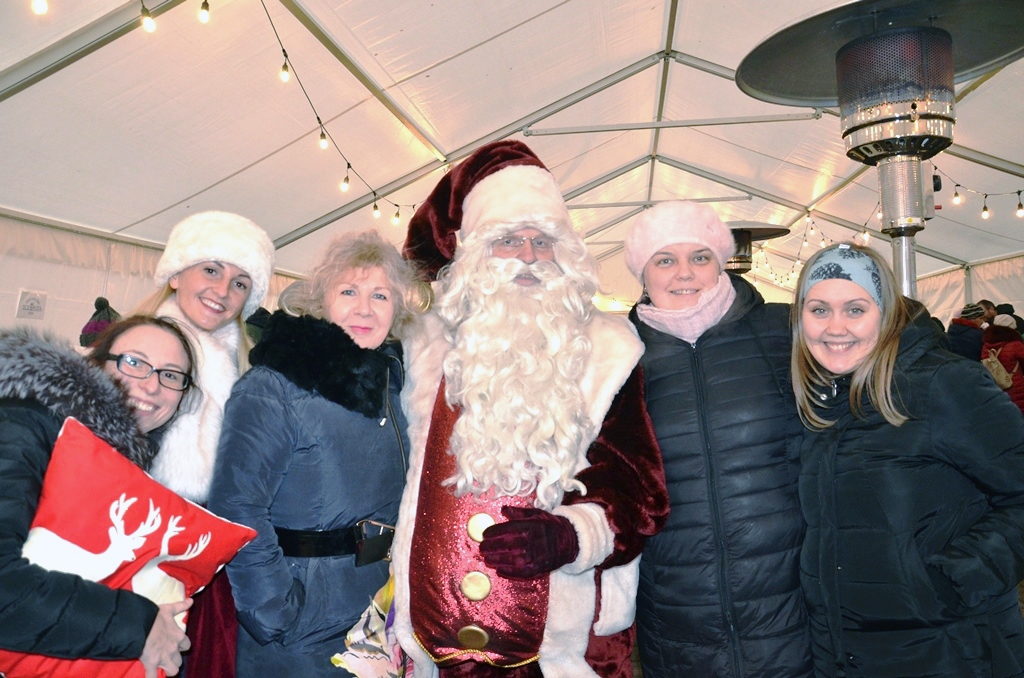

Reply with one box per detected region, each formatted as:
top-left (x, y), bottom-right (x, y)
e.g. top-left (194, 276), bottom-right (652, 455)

top-left (792, 242), bottom-right (1024, 677)
top-left (209, 229), bottom-right (423, 677)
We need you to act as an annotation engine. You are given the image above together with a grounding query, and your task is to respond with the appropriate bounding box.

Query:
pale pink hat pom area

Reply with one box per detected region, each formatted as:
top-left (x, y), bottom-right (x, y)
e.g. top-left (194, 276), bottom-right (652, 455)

top-left (623, 201), bottom-right (735, 280)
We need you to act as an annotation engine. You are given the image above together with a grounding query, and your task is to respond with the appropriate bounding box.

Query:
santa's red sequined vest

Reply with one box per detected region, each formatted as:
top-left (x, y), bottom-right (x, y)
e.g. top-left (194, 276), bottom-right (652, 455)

top-left (408, 381), bottom-right (548, 669)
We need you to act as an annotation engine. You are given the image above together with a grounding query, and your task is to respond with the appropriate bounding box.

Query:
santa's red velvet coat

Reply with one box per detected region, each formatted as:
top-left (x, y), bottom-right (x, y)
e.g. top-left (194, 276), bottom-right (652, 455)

top-left (393, 312), bottom-right (668, 678)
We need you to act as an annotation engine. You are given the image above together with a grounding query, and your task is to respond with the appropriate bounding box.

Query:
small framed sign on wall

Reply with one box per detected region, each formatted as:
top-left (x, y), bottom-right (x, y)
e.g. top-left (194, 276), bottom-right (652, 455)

top-left (16, 289), bottom-right (47, 320)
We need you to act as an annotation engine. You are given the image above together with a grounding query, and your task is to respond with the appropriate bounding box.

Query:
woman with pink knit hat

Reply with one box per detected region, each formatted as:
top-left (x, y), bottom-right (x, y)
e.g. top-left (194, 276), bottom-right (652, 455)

top-left (623, 201), bottom-right (812, 678)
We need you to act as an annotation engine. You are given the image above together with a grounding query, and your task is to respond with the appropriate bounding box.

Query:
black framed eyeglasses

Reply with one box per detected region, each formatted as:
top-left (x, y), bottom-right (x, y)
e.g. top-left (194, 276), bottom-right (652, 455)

top-left (105, 354), bottom-right (191, 391)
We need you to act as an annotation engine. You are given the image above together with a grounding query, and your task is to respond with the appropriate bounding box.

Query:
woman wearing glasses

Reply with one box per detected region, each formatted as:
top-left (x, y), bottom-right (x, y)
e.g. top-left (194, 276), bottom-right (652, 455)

top-left (0, 316), bottom-right (198, 677)
top-left (209, 231), bottom-right (423, 677)
top-left (134, 210), bottom-right (274, 677)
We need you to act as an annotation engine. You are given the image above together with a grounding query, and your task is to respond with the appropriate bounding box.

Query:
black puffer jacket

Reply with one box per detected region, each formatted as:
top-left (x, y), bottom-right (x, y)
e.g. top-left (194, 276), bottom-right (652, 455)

top-left (801, 310), bottom-right (1024, 678)
top-left (631, 275), bottom-right (812, 678)
top-left (0, 328), bottom-right (158, 659)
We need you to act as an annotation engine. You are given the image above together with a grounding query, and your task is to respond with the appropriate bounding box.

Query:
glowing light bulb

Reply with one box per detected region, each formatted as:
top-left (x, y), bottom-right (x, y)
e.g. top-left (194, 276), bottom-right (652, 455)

top-left (340, 176), bottom-right (350, 192)
top-left (863, 231), bottom-right (870, 244)
top-left (31, 0), bottom-right (47, 15)
top-left (809, 225), bottom-right (815, 235)
top-left (802, 239), bottom-right (808, 248)
top-left (199, 1), bottom-right (210, 23)
top-left (1017, 192), bottom-right (1023, 218)
top-left (372, 202), bottom-right (381, 219)
top-left (982, 196), bottom-right (990, 220)
top-left (819, 237), bottom-right (826, 248)
top-left (877, 209), bottom-right (883, 220)
top-left (319, 129), bottom-right (328, 150)
top-left (280, 62), bottom-right (290, 83)
top-left (141, 4), bottom-right (156, 32)
top-left (952, 186), bottom-right (961, 205)
top-left (392, 208), bottom-right (401, 226)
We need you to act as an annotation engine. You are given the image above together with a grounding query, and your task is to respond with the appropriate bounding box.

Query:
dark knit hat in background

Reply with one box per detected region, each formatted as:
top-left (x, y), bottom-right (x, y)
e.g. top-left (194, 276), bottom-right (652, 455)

top-left (960, 302), bottom-right (985, 320)
top-left (80, 297), bottom-right (121, 347)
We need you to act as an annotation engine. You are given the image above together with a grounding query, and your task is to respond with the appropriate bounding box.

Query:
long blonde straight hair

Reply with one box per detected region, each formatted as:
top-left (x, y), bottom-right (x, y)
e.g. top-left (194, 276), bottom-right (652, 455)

top-left (791, 243), bottom-right (912, 429)
top-left (133, 285), bottom-right (253, 373)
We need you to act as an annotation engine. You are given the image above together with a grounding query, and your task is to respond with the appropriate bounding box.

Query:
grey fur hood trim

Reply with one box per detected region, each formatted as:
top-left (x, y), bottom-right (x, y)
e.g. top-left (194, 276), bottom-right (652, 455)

top-left (0, 327), bottom-right (154, 468)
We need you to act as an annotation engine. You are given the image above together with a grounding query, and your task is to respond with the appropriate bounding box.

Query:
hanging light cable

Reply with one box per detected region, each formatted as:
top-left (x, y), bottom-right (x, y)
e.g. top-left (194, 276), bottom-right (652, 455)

top-left (199, 1), bottom-right (210, 23)
top-left (140, 1), bottom-right (156, 32)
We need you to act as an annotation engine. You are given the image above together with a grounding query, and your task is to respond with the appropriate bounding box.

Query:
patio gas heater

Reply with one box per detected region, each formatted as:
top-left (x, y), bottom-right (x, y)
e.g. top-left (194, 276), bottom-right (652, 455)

top-left (736, 0), bottom-right (1024, 297)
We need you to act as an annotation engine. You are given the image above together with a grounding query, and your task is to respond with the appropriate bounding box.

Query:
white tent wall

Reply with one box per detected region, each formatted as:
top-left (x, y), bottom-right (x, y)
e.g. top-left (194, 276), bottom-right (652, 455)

top-left (0, 214), bottom-right (299, 345)
top-left (919, 255), bottom-right (1024, 326)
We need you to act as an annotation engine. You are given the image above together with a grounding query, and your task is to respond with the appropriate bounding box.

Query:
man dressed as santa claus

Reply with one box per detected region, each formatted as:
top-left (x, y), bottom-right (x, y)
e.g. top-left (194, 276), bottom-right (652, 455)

top-left (392, 140), bottom-right (668, 678)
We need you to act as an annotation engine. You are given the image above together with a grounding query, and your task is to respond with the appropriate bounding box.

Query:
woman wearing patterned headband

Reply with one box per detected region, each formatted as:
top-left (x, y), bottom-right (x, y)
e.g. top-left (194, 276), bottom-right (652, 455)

top-left (792, 243), bottom-right (1024, 677)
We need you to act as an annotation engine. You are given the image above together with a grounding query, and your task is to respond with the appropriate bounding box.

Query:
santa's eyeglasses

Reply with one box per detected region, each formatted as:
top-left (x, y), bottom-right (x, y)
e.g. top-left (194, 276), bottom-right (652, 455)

top-left (490, 235), bottom-right (556, 255)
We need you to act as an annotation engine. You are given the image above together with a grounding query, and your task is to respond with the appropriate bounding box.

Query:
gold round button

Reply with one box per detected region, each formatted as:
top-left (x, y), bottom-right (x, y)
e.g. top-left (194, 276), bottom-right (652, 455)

top-left (460, 571), bottom-right (492, 601)
top-left (467, 513), bottom-right (496, 542)
top-left (457, 624), bottom-right (490, 650)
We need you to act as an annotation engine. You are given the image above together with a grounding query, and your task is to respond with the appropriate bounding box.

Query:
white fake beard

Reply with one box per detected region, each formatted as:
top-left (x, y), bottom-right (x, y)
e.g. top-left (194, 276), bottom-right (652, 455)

top-left (436, 257), bottom-right (595, 511)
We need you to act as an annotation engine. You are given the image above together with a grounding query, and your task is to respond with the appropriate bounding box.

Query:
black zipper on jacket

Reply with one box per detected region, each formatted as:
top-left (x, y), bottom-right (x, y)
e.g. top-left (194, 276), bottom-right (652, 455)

top-left (690, 341), bottom-right (745, 677)
top-left (383, 357), bottom-right (408, 474)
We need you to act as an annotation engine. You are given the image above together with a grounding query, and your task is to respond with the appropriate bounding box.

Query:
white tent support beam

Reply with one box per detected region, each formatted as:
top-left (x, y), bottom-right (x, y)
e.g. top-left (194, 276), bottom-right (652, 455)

top-left (278, 0), bottom-right (445, 162)
top-left (943, 144), bottom-right (1024, 181)
top-left (643, 1), bottom-right (681, 205)
top-left (569, 195), bottom-right (751, 209)
top-left (0, 0), bottom-right (187, 104)
top-left (587, 207), bottom-right (646, 245)
top-left (564, 157), bottom-right (654, 201)
top-left (657, 155), bottom-right (967, 266)
top-left (523, 110), bottom-right (823, 136)
top-left (670, 50), bottom-right (736, 81)
top-left (275, 56), bottom-right (664, 247)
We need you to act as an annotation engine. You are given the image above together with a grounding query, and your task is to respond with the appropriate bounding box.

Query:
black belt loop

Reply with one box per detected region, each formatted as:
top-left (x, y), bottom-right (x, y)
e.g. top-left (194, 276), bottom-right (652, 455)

top-left (274, 521), bottom-right (394, 566)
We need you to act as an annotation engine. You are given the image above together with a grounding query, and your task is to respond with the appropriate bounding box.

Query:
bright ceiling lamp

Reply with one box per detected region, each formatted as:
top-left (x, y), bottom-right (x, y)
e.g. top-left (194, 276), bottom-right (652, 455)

top-left (199, 1), bottom-right (210, 23)
top-left (31, 0), bottom-right (48, 15)
top-left (140, 1), bottom-right (156, 32)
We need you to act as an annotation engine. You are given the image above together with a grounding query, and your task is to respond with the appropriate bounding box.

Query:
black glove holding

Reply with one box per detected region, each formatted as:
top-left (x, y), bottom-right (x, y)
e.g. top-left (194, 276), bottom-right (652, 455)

top-left (479, 505), bottom-right (580, 579)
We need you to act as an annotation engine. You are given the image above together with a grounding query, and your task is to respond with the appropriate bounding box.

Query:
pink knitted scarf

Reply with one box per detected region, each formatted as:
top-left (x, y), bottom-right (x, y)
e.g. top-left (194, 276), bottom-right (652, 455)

top-left (636, 272), bottom-right (736, 344)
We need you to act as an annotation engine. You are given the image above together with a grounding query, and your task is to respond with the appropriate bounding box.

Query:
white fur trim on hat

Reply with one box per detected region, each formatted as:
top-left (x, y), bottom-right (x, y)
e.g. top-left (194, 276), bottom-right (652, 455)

top-left (461, 165), bottom-right (572, 242)
top-left (624, 201), bottom-right (735, 279)
top-left (154, 211), bottom-right (275, 319)
top-left (994, 314), bottom-right (1017, 328)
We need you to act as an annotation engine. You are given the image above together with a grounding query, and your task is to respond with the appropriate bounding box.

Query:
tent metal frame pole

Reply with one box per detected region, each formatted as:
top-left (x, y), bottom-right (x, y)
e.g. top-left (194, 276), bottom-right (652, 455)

top-left (524, 111), bottom-right (822, 136)
top-left (0, 0), bottom-right (187, 104)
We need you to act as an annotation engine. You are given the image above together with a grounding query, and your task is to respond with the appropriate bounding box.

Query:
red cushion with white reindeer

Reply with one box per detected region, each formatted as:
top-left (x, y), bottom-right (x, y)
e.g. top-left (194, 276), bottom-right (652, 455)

top-left (0, 417), bottom-right (257, 678)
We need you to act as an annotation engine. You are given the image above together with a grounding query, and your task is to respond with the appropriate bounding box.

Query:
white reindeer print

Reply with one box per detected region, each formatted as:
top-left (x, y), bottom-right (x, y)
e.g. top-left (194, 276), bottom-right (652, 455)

top-left (22, 493), bottom-right (162, 582)
top-left (131, 514), bottom-right (211, 607)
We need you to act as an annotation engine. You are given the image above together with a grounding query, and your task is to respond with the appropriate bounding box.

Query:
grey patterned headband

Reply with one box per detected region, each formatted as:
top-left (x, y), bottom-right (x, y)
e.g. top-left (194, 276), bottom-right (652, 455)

top-left (801, 244), bottom-right (884, 311)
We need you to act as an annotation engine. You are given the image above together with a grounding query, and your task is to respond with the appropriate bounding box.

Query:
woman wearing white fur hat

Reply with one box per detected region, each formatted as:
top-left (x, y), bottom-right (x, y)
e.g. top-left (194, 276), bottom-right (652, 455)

top-left (623, 201), bottom-right (812, 678)
top-left (135, 210), bottom-right (275, 678)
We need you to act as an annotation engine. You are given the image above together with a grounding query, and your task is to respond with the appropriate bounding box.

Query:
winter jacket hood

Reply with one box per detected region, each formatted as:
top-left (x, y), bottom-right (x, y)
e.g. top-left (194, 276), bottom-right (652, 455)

top-left (249, 311), bottom-right (390, 419)
top-left (0, 327), bottom-right (153, 468)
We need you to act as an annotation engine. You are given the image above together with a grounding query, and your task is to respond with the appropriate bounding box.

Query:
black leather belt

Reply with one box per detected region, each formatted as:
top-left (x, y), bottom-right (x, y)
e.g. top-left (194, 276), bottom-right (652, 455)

top-left (274, 520), bottom-right (394, 566)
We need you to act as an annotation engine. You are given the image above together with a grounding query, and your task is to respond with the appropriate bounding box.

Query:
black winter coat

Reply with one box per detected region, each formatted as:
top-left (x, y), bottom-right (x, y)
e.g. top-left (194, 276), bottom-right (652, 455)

top-left (800, 310), bottom-right (1024, 678)
top-left (631, 275), bottom-right (813, 678)
top-left (946, 317), bottom-right (984, 361)
top-left (208, 312), bottom-right (409, 678)
top-left (0, 328), bottom-right (158, 660)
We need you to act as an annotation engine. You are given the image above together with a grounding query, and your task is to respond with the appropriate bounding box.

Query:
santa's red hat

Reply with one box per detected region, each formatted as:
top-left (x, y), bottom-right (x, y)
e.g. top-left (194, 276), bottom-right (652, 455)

top-left (404, 140), bottom-right (570, 279)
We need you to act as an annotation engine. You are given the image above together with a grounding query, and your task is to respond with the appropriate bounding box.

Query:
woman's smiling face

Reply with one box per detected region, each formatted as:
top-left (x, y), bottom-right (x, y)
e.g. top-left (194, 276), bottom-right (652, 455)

top-left (170, 261), bottom-right (251, 331)
top-left (642, 242), bottom-right (721, 310)
top-left (801, 278), bottom-right (882, 375)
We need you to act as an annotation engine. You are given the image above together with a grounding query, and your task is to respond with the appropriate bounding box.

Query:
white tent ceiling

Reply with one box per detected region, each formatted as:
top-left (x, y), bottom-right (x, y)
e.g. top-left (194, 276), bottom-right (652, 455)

top-left (2, 0), bottom-right (1024, 306)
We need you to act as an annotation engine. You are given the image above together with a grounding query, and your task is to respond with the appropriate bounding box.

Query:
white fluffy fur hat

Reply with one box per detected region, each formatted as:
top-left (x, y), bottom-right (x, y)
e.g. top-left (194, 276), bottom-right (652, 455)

top-left (155, 211), bottom-right (275, 319)
top-left (624, 201), bottom-right (736, 279)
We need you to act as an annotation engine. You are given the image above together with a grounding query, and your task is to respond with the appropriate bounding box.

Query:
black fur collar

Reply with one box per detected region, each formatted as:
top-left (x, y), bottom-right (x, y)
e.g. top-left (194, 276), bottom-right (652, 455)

top-left (0, 328), bottom-right (154, 468)
top-left (249, 311), bottom-right (389, 418)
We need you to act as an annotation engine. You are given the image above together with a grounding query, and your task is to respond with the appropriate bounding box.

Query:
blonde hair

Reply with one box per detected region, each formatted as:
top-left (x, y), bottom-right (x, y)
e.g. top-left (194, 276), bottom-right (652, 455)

top-left (791, 243), bottom-right (912, 429)
top-left (133, 285), bottom-right (254, 373)
top-left (280, 230), bottom-right (426, 342)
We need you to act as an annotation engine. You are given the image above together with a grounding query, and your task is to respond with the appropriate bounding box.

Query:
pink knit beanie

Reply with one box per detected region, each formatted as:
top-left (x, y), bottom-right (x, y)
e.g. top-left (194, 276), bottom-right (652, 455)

top-left (624, 201), bottom-right (735, 279)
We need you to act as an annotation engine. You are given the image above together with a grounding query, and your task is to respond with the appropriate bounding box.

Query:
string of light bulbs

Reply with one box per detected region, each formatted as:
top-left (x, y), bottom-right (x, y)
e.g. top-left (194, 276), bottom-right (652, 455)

top-left (932, 163), bottom-right (1024, 220)
top-left (126, 0), bottom-right (415, 224)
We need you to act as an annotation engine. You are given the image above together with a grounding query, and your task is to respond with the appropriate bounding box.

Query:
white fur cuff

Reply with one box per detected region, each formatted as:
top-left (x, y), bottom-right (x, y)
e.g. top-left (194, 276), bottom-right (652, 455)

top-left (552, 502), bottom-right (614, 574)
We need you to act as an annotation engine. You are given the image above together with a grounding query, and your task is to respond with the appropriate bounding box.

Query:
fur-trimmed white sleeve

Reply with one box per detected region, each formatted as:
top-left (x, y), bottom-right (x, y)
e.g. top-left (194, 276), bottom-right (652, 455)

top-left (552, 502), bottom-right (614, 574)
